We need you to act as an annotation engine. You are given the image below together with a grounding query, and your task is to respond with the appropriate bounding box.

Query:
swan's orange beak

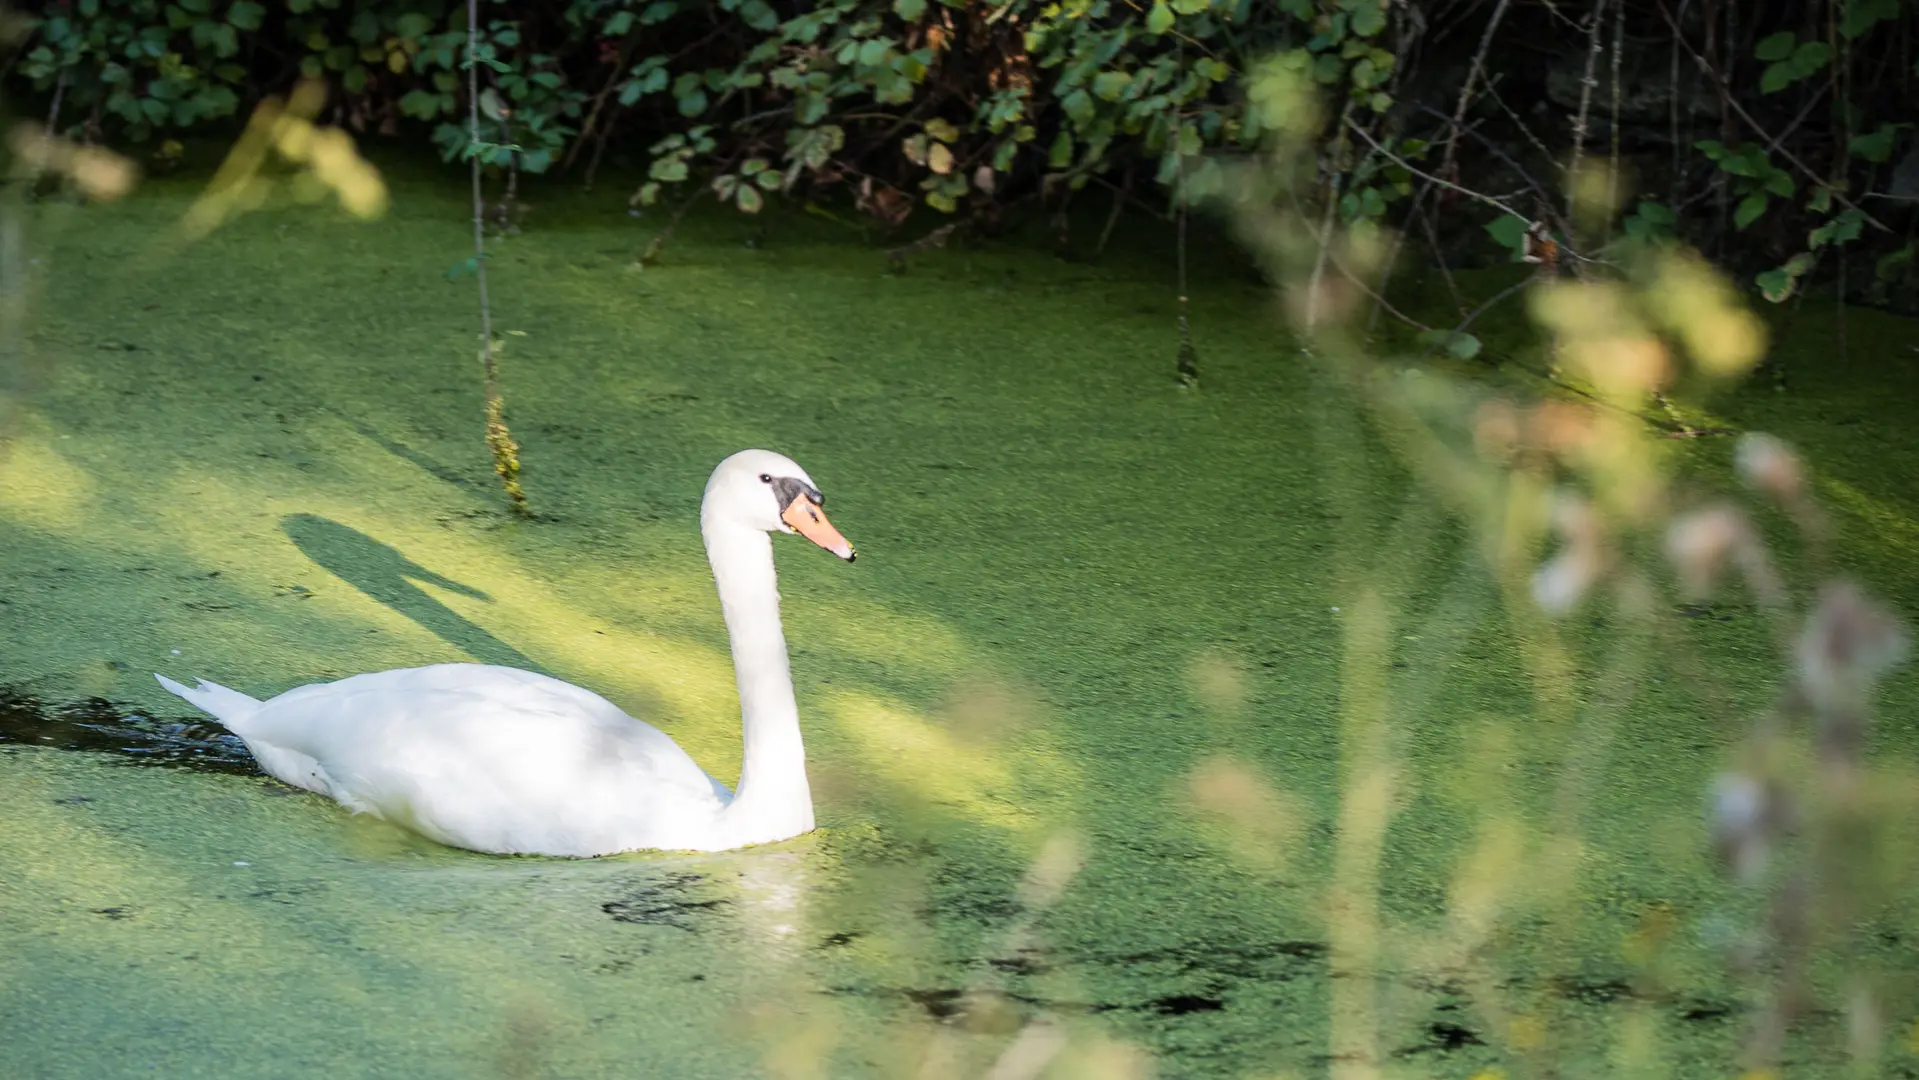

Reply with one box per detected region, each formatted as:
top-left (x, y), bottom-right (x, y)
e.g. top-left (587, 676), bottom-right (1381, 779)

top-left (782, 495), bottom-right (856, 562)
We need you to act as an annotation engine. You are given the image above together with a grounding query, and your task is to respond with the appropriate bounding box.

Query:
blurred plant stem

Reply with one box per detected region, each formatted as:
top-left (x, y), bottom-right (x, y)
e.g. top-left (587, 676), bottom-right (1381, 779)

top-left (467, 0), bottom-right (525, 517)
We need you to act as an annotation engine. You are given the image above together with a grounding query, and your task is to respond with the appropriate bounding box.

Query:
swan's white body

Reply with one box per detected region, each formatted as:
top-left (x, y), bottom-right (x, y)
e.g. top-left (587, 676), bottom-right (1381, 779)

top-left (156, 449), bottom-right (855, 857)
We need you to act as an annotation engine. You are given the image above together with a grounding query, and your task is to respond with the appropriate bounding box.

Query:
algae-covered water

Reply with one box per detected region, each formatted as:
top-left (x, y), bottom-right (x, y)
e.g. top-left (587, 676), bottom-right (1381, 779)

top-left (2, 167), bottom-right (1916, 1078)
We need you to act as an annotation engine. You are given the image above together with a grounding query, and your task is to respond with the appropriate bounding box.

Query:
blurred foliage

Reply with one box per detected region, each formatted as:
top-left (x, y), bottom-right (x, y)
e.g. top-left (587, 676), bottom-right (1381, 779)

top-left (12, 0), bottom-right (1914, 303)
top-left (1205, 51), bottom-right (1917, 1073)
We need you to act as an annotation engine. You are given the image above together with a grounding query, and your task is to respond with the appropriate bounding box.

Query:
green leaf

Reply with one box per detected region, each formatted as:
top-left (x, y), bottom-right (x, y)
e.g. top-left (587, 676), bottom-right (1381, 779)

top-left (226, 1), bottom-right (265, 30)
top-left (1755, 267), bottom-right (1795, 303)
top-left (1840, 0), bottom-right (1897, 38)
top-left (857, 38), bottom-right (890, 66)
top-left (755, 169), bottom-right (782, 191)
top-left (1622, 200), bottom-right (1677, 240)
top-left (923, 117), bottom-right (959, 142)
top-left (1791, 41), bottom-right (1832, 72)
top-left (1754, 31), bottom-right (1794, 61)
top-left (1415, 329), bottom-right (1482, 360)
top-left (399, 89), bottom-right (442, 119)
top-left (396, 13), bottom-right (434, 39)
top-left (479, 88), bottom-right (505, 121)
top-left (343, 63), bottom-right (367, 94)
top-left (1759, 62), bottom-right (1794, 94)
top-left (649, 156), bottom-right (689, 182)
top-left (1092, 70), bottom-right (1131, 101)
top-left (1048, 129), bottom-right (1073, 168)
top-left (1849, 125), bottom-right (1897, 163)
top-left (444, 256), bottom-right (483, 281)
top-left (677, 88), bottom-right (708, 116)
top-left (1061, 88), bottom-right (1094, 125)
top-left (1485, 214), bottom-right (1528, 258)
top-left (1145, 2), bottom-right (1174, 35)
top-left (736, 184), bottom-right (764, 213)
top-left (1171, 0), bottom-right (1208, 12)
top-left (1807, 185), bottom-right (1833, 213)
top-left (1734, 192), bottom-right (1768, 230)
top-left (1763, 170), bottom-right (1794, 197)
top-left (895, 0), bottom-right (927, 18)
top-left (1349, 0), bottom-right (1386, 37)
top-left (740, 0), bottom-right (779, 31)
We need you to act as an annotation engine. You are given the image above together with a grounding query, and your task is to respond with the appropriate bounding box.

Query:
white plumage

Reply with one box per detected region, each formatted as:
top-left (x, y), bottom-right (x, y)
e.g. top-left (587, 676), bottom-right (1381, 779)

top-left (156, 449), bottom-right (856, 856)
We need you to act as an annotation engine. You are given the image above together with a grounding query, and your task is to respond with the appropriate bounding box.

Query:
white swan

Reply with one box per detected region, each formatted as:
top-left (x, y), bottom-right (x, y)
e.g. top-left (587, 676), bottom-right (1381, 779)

top-left (155, 449), bottom-right (856, 856)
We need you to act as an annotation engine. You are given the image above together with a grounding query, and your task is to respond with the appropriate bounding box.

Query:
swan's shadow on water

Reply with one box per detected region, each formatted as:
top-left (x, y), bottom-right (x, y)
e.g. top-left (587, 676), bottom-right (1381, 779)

top-left (281, 513), bottom-right (541, 673)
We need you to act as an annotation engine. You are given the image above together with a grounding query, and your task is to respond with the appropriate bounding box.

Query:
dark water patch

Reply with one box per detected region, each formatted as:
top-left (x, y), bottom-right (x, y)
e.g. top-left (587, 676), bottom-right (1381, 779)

top-left (1548, 974), bottom-right (1637, 1005)
top-left (1678, 998), bottom-right (1737, 1022)
top-left (1394, 1021), bottom-right (1486, 1056)
top-left (1151, 994), bottom-right (1225, 1016)
top-left (600, 872), bottom-right (728, 930)
top-left (0, 686), bottom-right (258, 775)
top-left (1097, 938), bottom-right (1327, 982)
top-left (987, 949), bottom-right (1048, 976)
top-left (1674, 602), bottom-right (1740, 621)
top-left (827, 985), bottom-right (1062, 1028)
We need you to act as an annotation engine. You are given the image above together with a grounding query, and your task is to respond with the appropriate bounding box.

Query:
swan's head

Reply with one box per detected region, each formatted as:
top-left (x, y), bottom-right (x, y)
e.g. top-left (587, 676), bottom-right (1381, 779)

top-left (704, 449), bottom-right (857, 562)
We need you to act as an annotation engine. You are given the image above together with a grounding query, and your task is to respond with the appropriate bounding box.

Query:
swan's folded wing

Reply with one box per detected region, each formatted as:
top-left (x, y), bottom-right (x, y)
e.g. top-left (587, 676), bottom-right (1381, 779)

top-left (236, 664), bottom-right (728, 853)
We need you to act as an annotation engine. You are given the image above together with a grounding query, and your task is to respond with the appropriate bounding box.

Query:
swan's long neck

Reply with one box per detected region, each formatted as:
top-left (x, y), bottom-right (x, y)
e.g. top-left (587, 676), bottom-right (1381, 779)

top-left (702, 514), bottom-right (815, 843)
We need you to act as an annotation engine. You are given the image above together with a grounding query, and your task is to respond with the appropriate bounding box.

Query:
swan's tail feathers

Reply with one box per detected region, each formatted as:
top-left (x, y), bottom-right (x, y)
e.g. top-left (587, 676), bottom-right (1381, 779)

top-left (154, 674), bottom-right (263, 731)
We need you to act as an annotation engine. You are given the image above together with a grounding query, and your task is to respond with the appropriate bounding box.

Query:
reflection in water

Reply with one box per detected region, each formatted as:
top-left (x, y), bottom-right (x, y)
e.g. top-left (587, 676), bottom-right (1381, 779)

top-left (733, 851), bottom-right (812, 956)
top-left (281, 513), bottom-right (540, 671)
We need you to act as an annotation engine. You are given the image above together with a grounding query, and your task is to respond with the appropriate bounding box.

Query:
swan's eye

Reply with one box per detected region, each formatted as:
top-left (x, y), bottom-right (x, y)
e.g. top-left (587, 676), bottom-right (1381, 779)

top-left (758, 473), bottom-right (773, 483)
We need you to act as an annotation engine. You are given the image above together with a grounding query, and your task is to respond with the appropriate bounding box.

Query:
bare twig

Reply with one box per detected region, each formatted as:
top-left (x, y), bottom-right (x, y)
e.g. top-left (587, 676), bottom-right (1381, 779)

top-left (1438, 0), bottom-right (1513, 180)
top-left (1366, 178), bottom-right (1431, 335)
top-left (1480, 77), bottom-right (1561, 173)
top-left (1095, 170), bottom-right (1134, 256)
top-left (1173, 66), bottom-right (1198, 386)
top-left (1345, 118), bottom-right (1530, 226)
top-left (1605, 0), bottom-right (1623, 243)
top-left (638, 144), bottom-right (745, 265)
top-left (1565, 0), bottom-right (1609, 220)
top-left (1654, 0), bottom-right (1893, 234)
top-left (467, 0), bottom-right (526, 515)
top-left (1332, 248), bottom-right (1433, 333)
top-left (1413, 105), bottom-right (1556, 208)
top-left (1305, 103), bottom-right (1358, 334)
top-left (562, 34), bottom-right (638, 174)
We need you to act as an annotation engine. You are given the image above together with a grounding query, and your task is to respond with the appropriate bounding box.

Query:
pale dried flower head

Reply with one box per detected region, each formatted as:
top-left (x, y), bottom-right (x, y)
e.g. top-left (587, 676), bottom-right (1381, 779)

top-left (7, 124), bottom-right (139, 201)
top-left (1472, 399), bottom-right (1519, 462)
top-left (1734, 433), bottom-right (1805, 504)
top-left (1709, 770), bottom-right (1777, 884)
top-left (1531, 492), bottom-right (1604, 616)
top-left (1796, 580), bottom-right (1908, 719)
top-left (1666, 504), bottom-right (1751, 597)
top-left (1642, 251), bottom-right (1769, 377)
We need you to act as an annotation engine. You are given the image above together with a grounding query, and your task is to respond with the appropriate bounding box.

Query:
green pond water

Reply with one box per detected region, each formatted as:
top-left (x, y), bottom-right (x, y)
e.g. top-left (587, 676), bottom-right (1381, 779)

top-left (2, 166), bottom-right (1917, 1078)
